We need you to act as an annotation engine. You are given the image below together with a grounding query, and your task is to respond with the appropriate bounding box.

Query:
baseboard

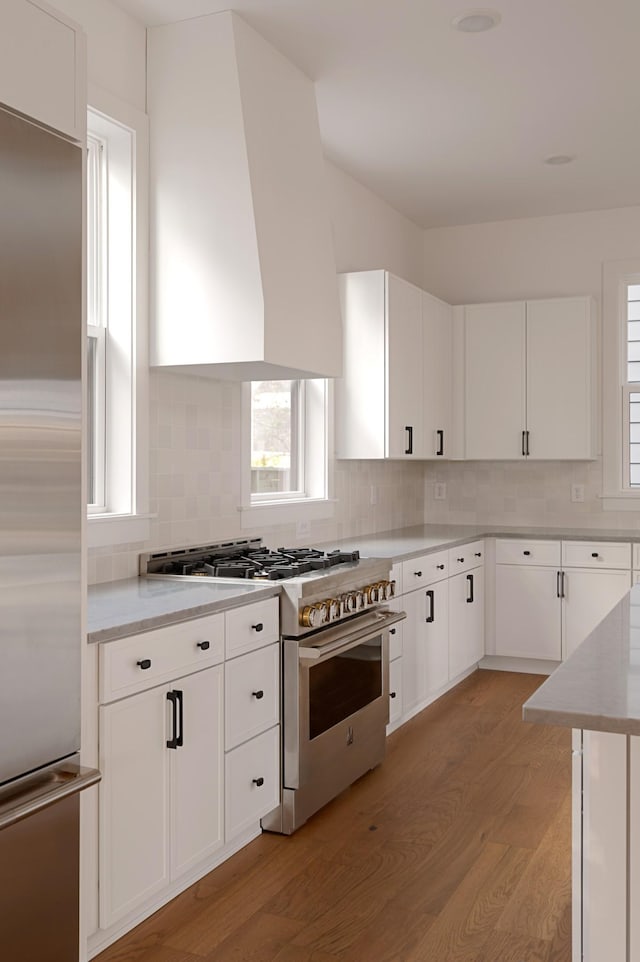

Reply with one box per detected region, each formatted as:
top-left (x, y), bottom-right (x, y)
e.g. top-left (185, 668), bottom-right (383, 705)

top-left (479, 655), bottom-right (559, 675)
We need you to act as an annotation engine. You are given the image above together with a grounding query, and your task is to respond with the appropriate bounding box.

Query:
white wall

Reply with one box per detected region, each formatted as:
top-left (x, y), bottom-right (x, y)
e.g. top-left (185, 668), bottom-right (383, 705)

top-left (47, 0), bottom-right (146, 110)
top-left (423, 204), bottom-right (640, 530)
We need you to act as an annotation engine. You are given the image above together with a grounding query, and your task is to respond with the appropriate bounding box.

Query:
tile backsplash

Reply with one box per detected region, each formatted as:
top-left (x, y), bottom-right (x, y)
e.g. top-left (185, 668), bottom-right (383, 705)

top-left (88, 372), bottom-right (426, 584)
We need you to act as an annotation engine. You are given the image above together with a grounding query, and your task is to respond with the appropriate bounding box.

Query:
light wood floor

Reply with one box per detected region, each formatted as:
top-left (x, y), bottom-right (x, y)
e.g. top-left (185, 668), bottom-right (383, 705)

top-left (96, 670), bottom-right (571, 962)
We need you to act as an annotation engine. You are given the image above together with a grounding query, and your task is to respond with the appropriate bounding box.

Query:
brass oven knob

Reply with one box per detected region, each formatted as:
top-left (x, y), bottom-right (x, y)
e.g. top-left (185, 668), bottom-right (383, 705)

top-left (327, 598), bottom-right (341, 621)
top-left (343, 592), bottom-right (358, 613)
top-left (300, 603), bottom-right (327, 628)
top-left (364, 584), bottom-right (379, 604)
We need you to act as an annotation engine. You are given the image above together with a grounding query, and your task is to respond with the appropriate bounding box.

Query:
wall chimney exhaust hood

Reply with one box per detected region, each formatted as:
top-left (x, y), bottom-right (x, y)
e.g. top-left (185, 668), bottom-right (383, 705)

top-left (148, 11), bottom-right (342, 381)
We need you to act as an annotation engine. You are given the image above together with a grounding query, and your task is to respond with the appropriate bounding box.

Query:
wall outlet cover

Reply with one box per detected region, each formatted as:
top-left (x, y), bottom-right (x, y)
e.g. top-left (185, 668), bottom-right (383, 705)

top-left (571, 484), bottom-right (585, 503)
top-left (296, 519), bottom-right (311, 539)
top-left (434, 482), bottom-right (447, 501)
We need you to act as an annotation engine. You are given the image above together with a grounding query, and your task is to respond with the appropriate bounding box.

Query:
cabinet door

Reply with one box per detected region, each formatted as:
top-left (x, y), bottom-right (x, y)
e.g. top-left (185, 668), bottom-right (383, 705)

top-left (0, 0), bottom-right (84, 140)
top-left (422, 291), bottom-right (452, 458)
top-left (449, 567), bottom-right (484, 678)
top-left (464, 302), bottom-right (526, 459)
top-left (386, 274), bottom-right (423, 458)
top-left (388, 658), bottom-right (403, 728)
top-left (495, 565), bottom-right (562, 660)
top-left (424, 579), bottom-right (450, 694)
top-left (526, 297), bottom-right (595, 459)
top-left (170, 666), bottom-right (224, 879)
top-left (400, 589), bottom-right (422, 713)
top-left (99, 688), bottom-right (170, 927)
top-left (563, 569), bottom-right (631, 659)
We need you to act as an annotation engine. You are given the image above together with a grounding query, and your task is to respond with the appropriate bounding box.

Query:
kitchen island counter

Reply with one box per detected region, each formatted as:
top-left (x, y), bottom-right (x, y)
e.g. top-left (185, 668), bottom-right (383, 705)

top-left (88, 577), bottom-right (281, 644)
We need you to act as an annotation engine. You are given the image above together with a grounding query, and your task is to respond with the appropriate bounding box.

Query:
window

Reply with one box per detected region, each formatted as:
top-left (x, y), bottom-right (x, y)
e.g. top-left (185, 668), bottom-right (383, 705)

top-left (602, 260), bottom-right (640, 507)
top-left (240, 378), bottom-right (334, 526)
top-left (86, 92), bottom-right (150, 547)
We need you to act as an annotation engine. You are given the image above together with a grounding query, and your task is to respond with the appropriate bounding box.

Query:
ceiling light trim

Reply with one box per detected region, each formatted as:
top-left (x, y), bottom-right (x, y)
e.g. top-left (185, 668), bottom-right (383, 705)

top-left (451, 9), bottom-right (502, 33)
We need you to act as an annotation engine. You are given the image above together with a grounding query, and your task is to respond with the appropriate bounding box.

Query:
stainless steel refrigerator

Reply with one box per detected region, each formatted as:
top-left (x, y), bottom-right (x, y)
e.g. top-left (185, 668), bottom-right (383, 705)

top-left (0, 104), bottom-right (99, 960)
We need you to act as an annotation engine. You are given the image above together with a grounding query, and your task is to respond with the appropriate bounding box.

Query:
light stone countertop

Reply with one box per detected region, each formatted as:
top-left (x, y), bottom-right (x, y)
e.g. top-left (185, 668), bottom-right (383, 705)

top-left (88, 523), bottom-right (640, 644)
top-left (523, 586), bottom-right (640, 736)
top-left (87, 577), bottom-right (281, 644)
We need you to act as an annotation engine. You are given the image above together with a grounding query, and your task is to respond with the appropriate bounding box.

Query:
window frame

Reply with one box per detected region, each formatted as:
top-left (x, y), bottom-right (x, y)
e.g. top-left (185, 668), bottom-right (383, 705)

top-left (239, 378), bottom-right (335, 528)
top-left (86, 86), bottom-right (150, 548)
top-left (602, 259), bottom-right (640, 508)
top-left (250, 379), bottom-right (306, 502)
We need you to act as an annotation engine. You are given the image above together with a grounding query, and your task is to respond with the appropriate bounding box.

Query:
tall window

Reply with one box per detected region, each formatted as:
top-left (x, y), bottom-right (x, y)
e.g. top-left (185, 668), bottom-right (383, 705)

top-left (250, 380), bottom-right (304, 499)
top-left (624, 282), bottom-right (640, 486)
top-left (86, 133), bottom-right (107, 508)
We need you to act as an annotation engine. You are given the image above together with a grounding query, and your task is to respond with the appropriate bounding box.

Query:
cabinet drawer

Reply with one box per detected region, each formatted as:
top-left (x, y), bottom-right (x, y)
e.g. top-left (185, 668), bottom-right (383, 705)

top-left (562, 541), bottom-right (631, 570)
top-left (225, 726), bottom-right (280, 840)
top-left (448, 540), bottom-right (485, 575)
top-left (225, 597), bottom-right (279, 658)
top-left (388, 658), bottom-right (403, 727)
top-left (495, 539), bottom-right (561, 567)
top-left (99, 614), bottom-right (224, 703)
top-left (225, 644), bottom-right (280, 751)
top-left (402, 549), bottom-right (448, 591)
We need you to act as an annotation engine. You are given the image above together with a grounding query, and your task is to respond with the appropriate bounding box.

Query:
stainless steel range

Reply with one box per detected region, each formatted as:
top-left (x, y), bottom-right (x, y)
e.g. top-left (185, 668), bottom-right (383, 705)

top-left (143, 539), bottom-right (405, 833)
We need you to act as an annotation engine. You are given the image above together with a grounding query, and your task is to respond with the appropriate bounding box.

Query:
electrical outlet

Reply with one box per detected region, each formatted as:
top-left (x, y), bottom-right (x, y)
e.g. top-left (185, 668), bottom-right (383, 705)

top-left (370, 485), bottom-right (378, 505)
top-left (571, 484), bottom-right (585, 503)
top-left (434, 482), bottom-right (447, 501)
top-left (296, 519), bottom-right (311, 539)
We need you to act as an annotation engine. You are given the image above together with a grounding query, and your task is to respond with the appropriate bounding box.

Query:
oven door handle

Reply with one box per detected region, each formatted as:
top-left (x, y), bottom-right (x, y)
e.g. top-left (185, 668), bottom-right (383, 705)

top-left (298, 610), bottom-right (406, 663)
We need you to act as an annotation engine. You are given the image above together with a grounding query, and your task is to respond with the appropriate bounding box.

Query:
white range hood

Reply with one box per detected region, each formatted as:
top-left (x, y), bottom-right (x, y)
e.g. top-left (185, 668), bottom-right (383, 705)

top-left (148, 11), bottom-right (342, 381)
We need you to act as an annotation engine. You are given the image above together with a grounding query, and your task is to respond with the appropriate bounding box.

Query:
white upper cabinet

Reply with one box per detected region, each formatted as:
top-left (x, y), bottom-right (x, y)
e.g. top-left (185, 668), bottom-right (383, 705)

top-left (463, 296), bottom-right (597, 460)
top-left (147, 11), bottom-right (341, 380)
top-left (336, 270), bottom-right (452, 460)
top-left (422, 291), bottom-right (453, 458)
top-left (464, 301), bottom-right (526, 460)
top-left (0, 0), bottom-right (85, 141)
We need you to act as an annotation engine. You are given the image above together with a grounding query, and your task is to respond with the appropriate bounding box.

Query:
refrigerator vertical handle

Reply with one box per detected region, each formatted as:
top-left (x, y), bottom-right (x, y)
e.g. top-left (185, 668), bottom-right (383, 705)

top-left (425, 589), bottom-right (435, 623)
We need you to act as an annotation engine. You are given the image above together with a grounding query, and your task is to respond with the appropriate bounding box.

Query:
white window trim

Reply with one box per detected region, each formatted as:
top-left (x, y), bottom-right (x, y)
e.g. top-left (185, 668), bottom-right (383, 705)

top-left (601, 259), bottom-right (640, 509)
top-left (86, 85), bottom-right (151, 547)
top-left (238, 379), bottom-right (335, 528)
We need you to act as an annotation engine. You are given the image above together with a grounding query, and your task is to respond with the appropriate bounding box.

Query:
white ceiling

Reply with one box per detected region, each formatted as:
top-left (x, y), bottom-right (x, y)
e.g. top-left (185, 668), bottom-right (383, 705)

top-left (113, 0), bottom-right (640, 228)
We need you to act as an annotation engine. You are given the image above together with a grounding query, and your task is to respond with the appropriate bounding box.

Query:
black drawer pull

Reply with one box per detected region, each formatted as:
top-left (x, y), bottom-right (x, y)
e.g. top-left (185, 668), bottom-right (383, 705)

top-left (523, 551), bottom-right (531, 556)
top-left (437, 564), bottom-right (445, 570)
top-left (457, 557), bottom-right (465, 563)
top-left (252, 690), bottom-right (264, 700)
top-left (414, 570), bottom-right (423, 577)
top-left (475, 552), bottom-right (482, 558)
top-left (389, 628), bottom-right (396, 635)
top-left (252, 777), bottom-right (264, 787)
top-left (137, 659), bottom-right (151, 670)
top-left (252, 623), bottom-right (264, 632)
top-left (197, 640), bottom-right (210, 650)
top-left (591, 552), bottom-right (599, 558)
top-left (390, 691), bottom-right (397, 699)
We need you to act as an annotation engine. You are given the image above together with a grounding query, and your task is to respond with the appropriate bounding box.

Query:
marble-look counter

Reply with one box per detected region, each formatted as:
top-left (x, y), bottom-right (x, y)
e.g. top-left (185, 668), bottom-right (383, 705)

top-left (523, 584), bottom-right (640, 735)
top-left (88, 577), bottom-right (281, 644)
top-left (320, 523), bottom-right (640, 564)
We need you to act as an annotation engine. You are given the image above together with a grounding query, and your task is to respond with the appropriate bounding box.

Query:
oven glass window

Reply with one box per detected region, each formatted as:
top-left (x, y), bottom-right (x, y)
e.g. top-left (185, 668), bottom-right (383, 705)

top-left (308, 636), bottom-right (382, 740)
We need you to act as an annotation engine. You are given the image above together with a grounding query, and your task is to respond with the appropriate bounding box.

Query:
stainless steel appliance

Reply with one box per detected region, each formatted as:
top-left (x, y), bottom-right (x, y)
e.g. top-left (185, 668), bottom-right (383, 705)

top-left (144, 540), bottom-right (405, 833)
top-left (0, 104), bottom-right (99, 960)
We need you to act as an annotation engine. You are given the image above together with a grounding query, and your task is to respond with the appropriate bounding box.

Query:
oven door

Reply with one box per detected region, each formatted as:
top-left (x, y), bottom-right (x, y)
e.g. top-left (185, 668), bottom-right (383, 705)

top-left (282, 609), bottom-right (405, 792)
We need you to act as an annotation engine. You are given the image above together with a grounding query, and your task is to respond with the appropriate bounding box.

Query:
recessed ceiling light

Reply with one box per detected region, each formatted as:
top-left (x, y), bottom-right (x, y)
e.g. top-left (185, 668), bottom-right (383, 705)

top-left (451, 9), bottom-right (501, 33)
top-left (544, 155), bottom-right (575, 166)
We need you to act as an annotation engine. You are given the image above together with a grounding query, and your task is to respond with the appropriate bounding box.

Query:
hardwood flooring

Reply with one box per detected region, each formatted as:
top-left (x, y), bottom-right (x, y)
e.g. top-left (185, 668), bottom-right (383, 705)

top-left (95, 670), bottom-right (571, 962)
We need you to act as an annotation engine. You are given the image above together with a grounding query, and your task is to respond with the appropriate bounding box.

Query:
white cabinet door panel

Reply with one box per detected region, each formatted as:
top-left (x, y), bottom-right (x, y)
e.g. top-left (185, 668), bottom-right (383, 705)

top-left (386, 274), bottom-right (423, 458)
top-left (563, 569), bottom-right (631, 659)
top-left (424, 579), bottom-right (449, 694)
top-left (495, 565), bottom-right (561, 660)
top-left (464, 302), bottom-right (526, 460)
top-left (170, 666), bottom-right (224, 879)
top-left (422, 291), bottom-right (452, 458)
top-left (401, 589), bottom-right (422, 713)
top-left (388, 658), bottom-right (403, 727)
top-left (449, 566), bottom-right (484, 678)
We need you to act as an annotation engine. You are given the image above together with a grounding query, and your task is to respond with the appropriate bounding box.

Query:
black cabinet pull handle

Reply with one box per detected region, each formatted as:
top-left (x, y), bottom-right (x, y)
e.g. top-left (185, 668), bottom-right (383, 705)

top-left (522, 430), bottom-right (526, 457)
top-left (405, 425), bottom-right (413, 455)
top-left (436, 429), bottom-right (444, 457)
top-left (426, 589), bottom-right (435, 623)
top-left (591, 552), bottom-right (599, 558)
top-left (414, 570), bottom-right (423, 577)
top-left (562, 571), bottom-right (566, 598)
top-left (252, 623), bottom-right (264, 632)
top-left (437, 564), bottom-right (445, 570)
top-left (475, 552), bottom-right (482, 558)
top-left (466, 573), bottom-right (474, 603)
top-left (197, 640), bottom-right (210, 650)
top-left (457, 557), bottom-right (465, 563)
top-left (526, 430), bottom-right (530, 456)
top-left (390, 691), bottom-right (397, 699)
top-left (557, 571), bottom-right (566, 598)
top-left (252, 777), bottom-right (264, 787)
top-left (252, 690), bottom-right (264, 700)
top-left (137, 658), bottom-right (151, 670)
top-left (389, 628), bottom-right (396, 635)
top-left (523, 551), bottom-right (530, 556)
top-left (166, 690), bottom-right (183, 749)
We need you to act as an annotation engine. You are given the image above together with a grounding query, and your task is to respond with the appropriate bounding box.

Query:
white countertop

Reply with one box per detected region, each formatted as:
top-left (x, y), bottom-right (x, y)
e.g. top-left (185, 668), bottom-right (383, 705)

top-left (523, 585), bottom-right (640, 736)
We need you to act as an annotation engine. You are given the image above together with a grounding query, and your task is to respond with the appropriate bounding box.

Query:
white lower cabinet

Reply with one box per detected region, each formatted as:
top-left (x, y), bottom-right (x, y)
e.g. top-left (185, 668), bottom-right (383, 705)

top-left (225, 726), bottom-right (280, 839)
top-left (388, 657), bottom-right (403, 727)
top-left (563, 568), bottom-right (631, 660)
top-left (99, 664), bottom-right (224, 927)
top-left (495, 565), bottom-right (562, 660)
top-left (402, 578), bottom-right (450, 714)
top-left (449, 564), bottom-right (484, 678)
